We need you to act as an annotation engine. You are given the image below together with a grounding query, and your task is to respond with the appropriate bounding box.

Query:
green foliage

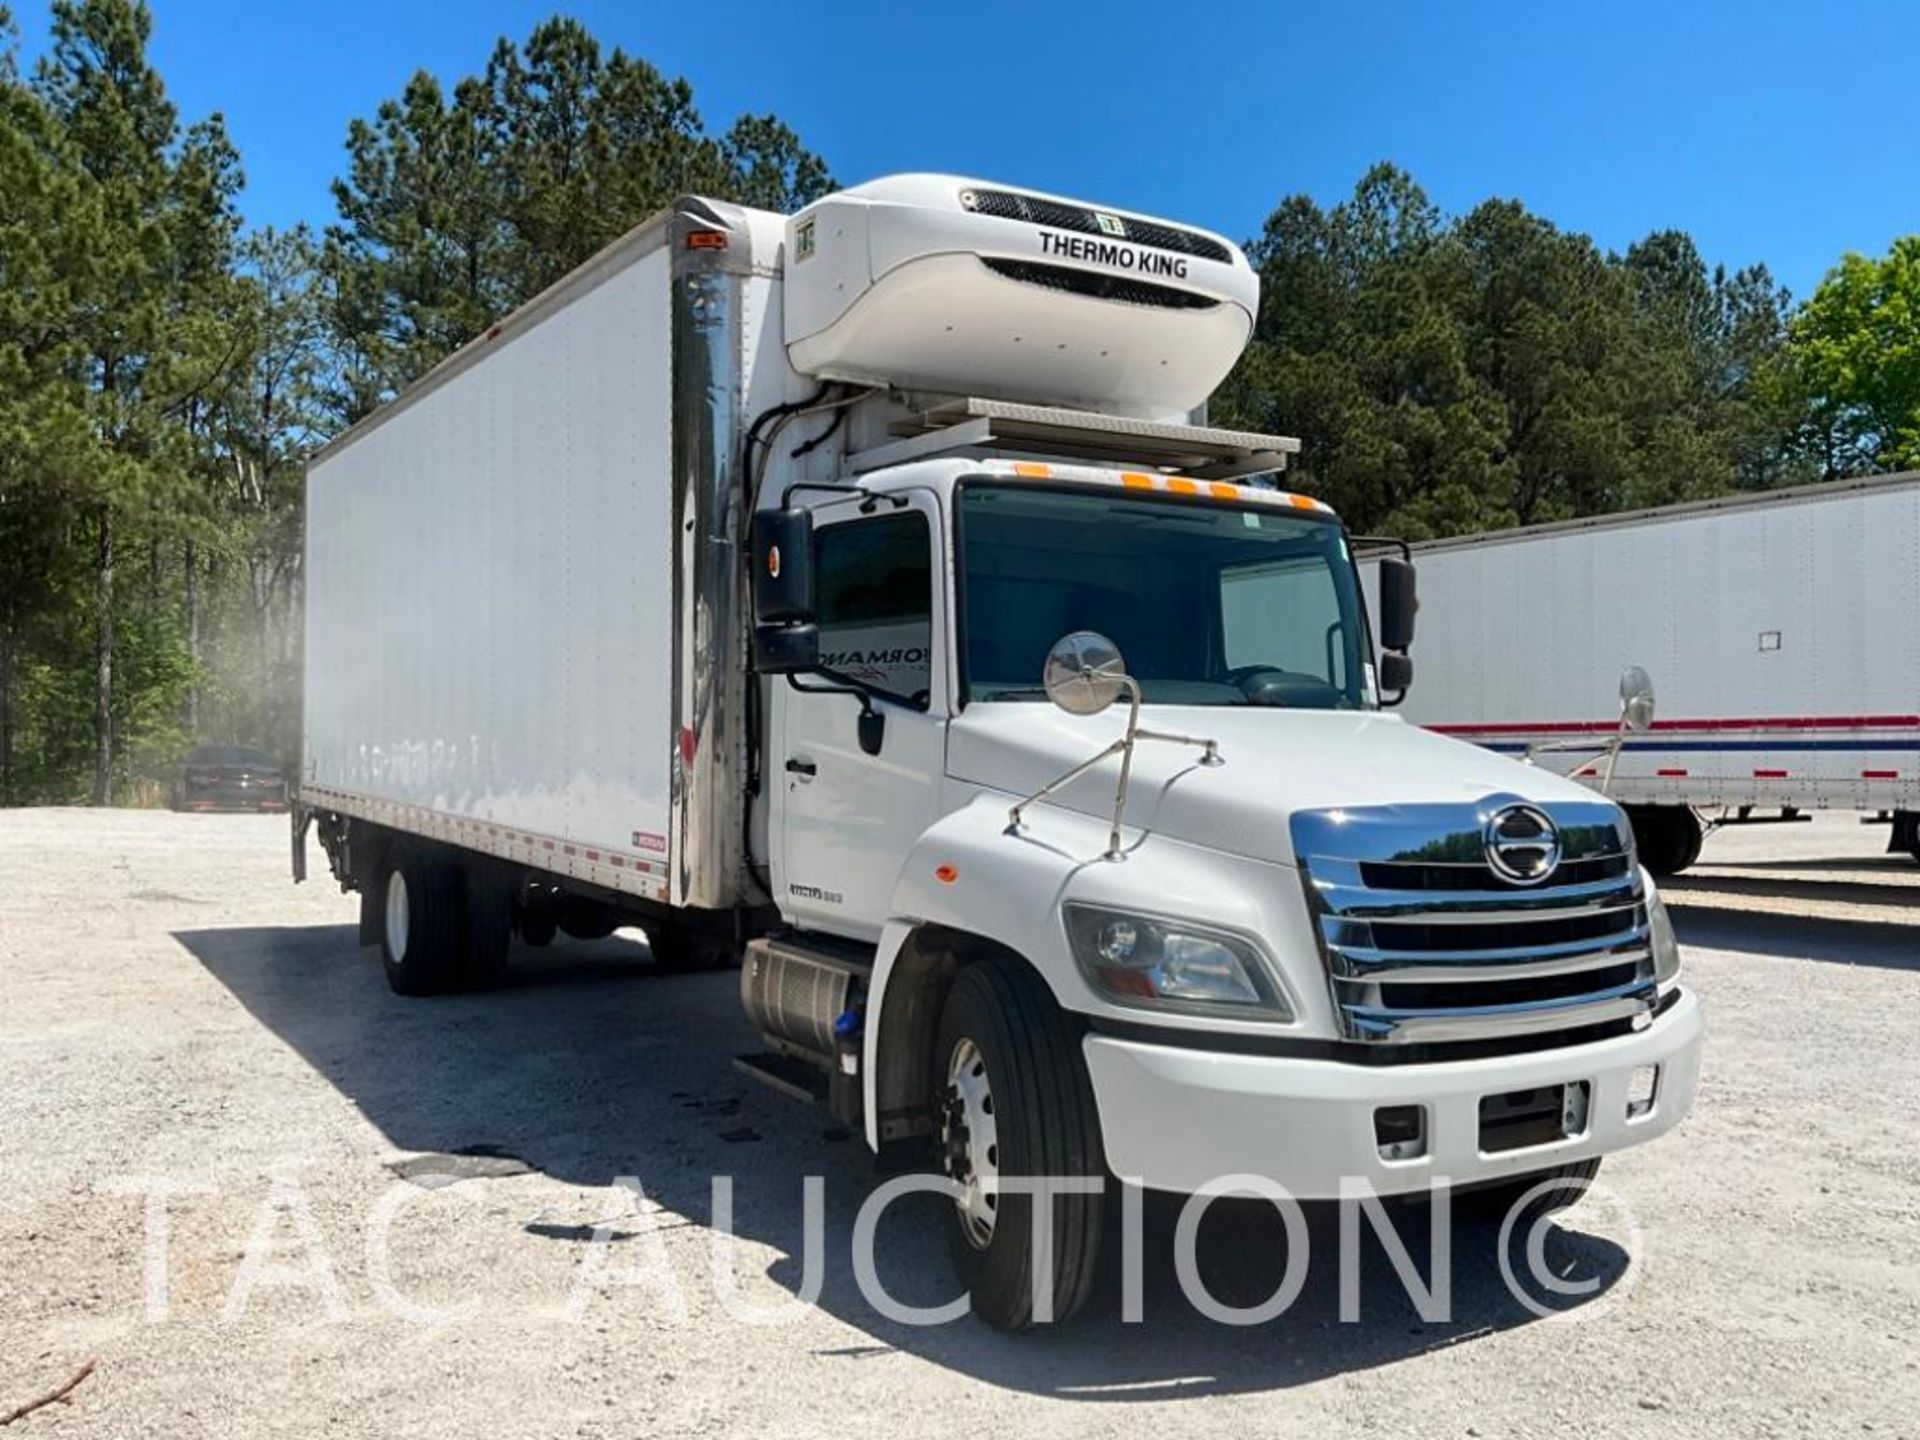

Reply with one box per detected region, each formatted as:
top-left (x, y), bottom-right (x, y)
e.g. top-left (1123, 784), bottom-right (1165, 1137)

top-left (321, 14), bottom-right (835, 419)
top-left (0, 5), bottom-right (836, 805)
top-left (1, 0), bottom-right (254, 802)
top-left (1215, 165), bottom-right (1815, 537)
top-left (1789, 238), bottom-right (1920, 475)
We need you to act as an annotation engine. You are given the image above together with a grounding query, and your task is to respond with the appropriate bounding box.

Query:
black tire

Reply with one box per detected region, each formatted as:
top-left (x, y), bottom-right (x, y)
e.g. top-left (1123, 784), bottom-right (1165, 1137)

top-left (379, 848), bottom-right (461, 996)
top-left (518, 910), bottom-right (556, 947)
top-left (933, 958), bottom-right (1107, 1330)
top-left (1456, 1156), bottom-right (1602, 1223)
top-left (459, 872), bottom-right (513, 989)
top-left (1628, 806), bottom-right (1702, 877)
top-left (1675, 813), bottom-right (1706, 872)
top-left (643, 924), bottom-right (733, 973)
top-left (1894, 811), bottom-right (1920, 863)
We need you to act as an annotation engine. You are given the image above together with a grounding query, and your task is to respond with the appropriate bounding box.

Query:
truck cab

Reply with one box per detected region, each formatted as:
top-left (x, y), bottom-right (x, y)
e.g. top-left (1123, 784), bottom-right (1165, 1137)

top-left (744, 445), bottom-right (1701, 1328)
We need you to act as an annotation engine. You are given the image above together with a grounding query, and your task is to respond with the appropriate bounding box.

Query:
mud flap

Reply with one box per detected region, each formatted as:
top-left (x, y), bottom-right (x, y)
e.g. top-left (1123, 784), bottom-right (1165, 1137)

top-left (290, 803), bottom-right (311, 884)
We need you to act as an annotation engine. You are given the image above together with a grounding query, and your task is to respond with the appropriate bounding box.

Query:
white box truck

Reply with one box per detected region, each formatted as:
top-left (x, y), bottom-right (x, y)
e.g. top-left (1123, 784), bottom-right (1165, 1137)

top-left (296, 175), bottom-right (1702, 1327)
top-left (1366, 473), bottom-right (1920, 874)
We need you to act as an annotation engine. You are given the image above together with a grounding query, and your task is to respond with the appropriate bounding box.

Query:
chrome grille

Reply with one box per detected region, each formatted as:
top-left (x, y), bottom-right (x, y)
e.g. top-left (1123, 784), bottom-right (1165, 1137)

top-left (1294, 796), bottom-right (1655, 1045)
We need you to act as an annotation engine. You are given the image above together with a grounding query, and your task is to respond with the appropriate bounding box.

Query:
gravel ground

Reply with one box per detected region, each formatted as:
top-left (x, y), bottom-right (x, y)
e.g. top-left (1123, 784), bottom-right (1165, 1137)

top-left (1, 806), bottom-right (1917, 1438)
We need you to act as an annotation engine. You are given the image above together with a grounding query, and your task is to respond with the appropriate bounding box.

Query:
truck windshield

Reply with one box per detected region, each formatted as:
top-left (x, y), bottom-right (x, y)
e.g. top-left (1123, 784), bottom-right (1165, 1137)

top-left (959, 481), bottom-right (1370, 709)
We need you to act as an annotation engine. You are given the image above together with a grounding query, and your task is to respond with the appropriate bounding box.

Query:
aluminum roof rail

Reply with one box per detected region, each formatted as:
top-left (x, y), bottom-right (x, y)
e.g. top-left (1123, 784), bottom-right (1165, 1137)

top-left (849, 397), bottom-right (1301, 481)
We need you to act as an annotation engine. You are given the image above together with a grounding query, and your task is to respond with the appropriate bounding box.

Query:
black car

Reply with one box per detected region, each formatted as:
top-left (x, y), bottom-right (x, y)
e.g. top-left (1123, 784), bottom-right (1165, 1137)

top-left (174, 745), bottom-right (289, 812)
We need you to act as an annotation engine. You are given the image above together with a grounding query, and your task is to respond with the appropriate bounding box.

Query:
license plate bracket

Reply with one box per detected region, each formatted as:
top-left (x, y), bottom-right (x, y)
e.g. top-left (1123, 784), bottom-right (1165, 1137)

top-left (1479, 1080), bottom-right (1591, 1153)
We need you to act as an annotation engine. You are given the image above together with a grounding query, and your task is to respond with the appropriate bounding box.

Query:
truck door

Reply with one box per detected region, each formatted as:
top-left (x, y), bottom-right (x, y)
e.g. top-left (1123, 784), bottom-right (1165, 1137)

top-left (771, 493), bottom-right (947, 940)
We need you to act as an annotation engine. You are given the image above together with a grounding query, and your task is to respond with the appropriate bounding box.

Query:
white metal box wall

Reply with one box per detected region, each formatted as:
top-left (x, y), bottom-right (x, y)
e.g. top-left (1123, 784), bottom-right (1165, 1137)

top-left (1362, 473), bottom-right (1920, 811)
top-left (303, 245), bottom-right (677, 898)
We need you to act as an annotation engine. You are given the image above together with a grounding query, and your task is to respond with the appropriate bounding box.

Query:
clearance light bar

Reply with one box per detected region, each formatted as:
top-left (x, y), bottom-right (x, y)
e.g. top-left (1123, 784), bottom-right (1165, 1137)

top-left (995, 460), bottom-right (1331, 513)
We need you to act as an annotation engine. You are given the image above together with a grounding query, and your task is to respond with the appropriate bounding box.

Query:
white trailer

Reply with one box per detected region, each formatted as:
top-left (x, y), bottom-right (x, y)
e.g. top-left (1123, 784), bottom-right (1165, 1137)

top-left (299, 176), bottom-right (1702, 1328)
top-left (1364, 472), bottom-right (1920, 872)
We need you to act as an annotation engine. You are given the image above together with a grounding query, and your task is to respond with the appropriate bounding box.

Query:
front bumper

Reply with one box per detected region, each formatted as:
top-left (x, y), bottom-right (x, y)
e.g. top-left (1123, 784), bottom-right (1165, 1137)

top-left (1083, 986), bottom-right (1702, 1198)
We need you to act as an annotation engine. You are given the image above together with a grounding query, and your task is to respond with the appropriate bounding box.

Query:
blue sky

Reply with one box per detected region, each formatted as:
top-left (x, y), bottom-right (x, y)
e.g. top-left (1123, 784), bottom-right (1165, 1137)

top-left (13, 0), bottom-right (1917, 300)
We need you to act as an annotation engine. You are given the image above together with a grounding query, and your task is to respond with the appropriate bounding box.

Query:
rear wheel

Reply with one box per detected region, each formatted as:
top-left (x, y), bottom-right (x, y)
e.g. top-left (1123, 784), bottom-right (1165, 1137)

top-left (644, 923), bottom-right (733, 973)
top-left (1893, 811), bottom-right (1920, 863)
top-left (933, 958), bottom-right (1106, 1330)
top-left (380, 849), bottom-right (461, 996)
top-left (558, 901), bottom-right (619, 942)
top-left (1628, 806), bottom-right (1702, 877)
top-left (459, 871), bottom-right (513, 989)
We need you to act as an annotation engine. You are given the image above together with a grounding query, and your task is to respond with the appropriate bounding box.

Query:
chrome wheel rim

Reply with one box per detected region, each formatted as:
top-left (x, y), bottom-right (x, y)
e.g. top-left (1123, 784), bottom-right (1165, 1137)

top-left (941, 1037), bottom-right (999, 1248)
top-left (384, 869), bottom-right (409, 963)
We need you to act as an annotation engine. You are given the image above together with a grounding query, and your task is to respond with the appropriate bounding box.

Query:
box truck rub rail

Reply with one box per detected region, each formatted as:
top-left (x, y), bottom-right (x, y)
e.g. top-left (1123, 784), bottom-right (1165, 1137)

top-left (294, 173), bottom-right (1701, 1330)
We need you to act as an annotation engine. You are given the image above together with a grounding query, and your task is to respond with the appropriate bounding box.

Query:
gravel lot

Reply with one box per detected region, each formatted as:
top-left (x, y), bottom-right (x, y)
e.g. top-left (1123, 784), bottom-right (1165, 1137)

top-left (2, 806), bottom-right (1916, 1438)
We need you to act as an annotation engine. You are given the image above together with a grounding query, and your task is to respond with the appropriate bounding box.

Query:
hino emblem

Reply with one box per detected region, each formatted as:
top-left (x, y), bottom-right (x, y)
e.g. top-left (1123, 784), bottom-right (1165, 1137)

top-left (1484, 803), bottom-right (1560, 885)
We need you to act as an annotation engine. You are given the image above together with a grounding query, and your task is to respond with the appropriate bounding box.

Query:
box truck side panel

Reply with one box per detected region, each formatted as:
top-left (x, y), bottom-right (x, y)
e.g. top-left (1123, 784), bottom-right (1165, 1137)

top-left (304, 245), bottom-right (675, 896)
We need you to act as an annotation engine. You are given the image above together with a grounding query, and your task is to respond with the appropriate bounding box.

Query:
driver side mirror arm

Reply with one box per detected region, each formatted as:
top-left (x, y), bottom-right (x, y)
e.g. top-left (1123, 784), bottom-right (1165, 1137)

top-left (786, 670), bottom-right (888, 756)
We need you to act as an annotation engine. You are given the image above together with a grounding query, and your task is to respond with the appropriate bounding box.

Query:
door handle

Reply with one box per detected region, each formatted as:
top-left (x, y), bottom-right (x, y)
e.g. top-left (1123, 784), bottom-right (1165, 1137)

top-left (785, 758), bottom-right (817, 777)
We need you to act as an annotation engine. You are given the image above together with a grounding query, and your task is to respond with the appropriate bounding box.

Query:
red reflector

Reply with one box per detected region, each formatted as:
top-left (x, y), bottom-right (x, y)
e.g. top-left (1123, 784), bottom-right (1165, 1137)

top-left (1753, 769), bottom-right (1788, 779)
top-left (679, 727), bottom-right (698, 766)
top-left (1863, 769), bottom-right (1900, 780)
top-left (1656, 768), bottom-right (1688, 777)
top-left (685, 230), bottom-right (729, 250)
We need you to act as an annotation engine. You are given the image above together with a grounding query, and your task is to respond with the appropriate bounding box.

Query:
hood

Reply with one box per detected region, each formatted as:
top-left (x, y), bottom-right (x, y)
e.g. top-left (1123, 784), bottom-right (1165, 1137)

top-left (947, 705), bottom-right (1614, 867)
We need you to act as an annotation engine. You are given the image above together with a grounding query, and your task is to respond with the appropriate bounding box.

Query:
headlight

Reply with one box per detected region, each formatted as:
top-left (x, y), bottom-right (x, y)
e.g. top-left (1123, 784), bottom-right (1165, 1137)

top-left (1063, 905), bottom-right (1292, 1019)
top-left (1645, 881), bottom-right (1682, 986)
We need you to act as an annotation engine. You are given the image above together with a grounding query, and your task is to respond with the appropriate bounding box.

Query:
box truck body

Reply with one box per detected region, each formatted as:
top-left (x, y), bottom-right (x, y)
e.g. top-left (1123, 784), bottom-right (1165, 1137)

top-left (299, 176), bottom-right (1703, 1328)
top-left (304, 202), bottom-right (801, 910)
top-left (1365, 474), bottom-right (1920, 869)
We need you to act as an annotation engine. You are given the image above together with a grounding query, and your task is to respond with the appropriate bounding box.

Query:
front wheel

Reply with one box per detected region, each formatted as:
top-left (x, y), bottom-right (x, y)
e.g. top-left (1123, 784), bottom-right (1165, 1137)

top-left (1455, 1156), bottom-right (1602, 1223)
top-left (933, 958), bottom-right (1107, 1330)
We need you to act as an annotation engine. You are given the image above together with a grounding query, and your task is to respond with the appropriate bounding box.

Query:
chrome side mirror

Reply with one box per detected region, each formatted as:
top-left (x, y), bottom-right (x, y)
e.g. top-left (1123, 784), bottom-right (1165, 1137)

top-left (1042, 631), bottom-right (1130, 717)
top-left (1525, 663), bottom-right (1655, 797)
top-left (1012, 630), bottom-right (1219, 858)
top-left (1619, 665), bottom-right (1655, 733)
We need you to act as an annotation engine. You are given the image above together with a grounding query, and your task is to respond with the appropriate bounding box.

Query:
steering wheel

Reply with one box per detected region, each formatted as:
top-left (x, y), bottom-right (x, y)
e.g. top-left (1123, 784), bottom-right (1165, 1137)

top-left (1222, 664), bottom-right (1346, 709)
top-left (1221, 665), bottom-right (1285, 686)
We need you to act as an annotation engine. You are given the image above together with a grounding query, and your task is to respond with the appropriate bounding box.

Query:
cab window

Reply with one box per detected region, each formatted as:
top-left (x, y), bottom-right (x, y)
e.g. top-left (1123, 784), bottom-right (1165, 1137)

top-left (813, 511), bottom-right (933, 708)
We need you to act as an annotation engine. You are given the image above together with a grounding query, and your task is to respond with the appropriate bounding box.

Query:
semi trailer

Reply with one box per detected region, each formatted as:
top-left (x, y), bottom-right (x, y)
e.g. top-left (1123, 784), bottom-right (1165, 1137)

top-left (1365, 473), bottom-right (1920, 874)
top-left (295, 174), bottom-right (1702, 1328)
